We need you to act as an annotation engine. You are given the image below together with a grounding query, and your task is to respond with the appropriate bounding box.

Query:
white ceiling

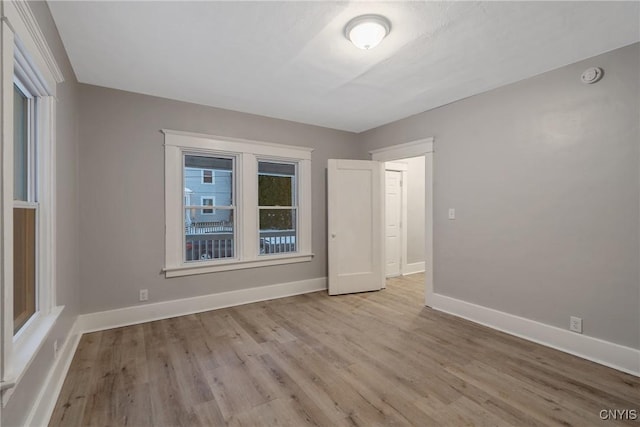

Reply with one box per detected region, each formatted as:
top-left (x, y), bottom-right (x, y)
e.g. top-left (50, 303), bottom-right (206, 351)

top-left (48, 1), bottom-right (640, 133)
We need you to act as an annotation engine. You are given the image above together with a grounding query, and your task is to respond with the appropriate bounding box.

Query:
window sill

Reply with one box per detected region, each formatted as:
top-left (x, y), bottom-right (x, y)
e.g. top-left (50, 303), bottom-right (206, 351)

top-left (2, 305), bottom-right (64, 405)
top-left (164, 253), bottom-right (314, 278)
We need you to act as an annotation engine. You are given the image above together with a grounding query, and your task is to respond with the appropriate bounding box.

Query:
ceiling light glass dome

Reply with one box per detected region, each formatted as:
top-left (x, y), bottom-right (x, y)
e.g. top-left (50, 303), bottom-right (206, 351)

top-left (345, 15), bottom-right (391, 50)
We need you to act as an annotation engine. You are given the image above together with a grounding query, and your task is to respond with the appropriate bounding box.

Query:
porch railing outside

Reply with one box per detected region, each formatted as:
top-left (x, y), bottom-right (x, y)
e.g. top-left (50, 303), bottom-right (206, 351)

top-left (185, 221), bottom-right (296, 260)
top-left (259, 230), bottom-right (296, 254)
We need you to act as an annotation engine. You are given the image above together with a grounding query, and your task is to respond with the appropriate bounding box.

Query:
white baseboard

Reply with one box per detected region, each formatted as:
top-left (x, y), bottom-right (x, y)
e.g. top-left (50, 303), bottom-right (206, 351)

top-left (77, 277), bottom-right (327, 333)
top-left (24, 321), bottom-right (82, 427)
top-left (27, 277), bottom-right (325, 427)
top-left (403, 261), bottom-right (425, 275)
top-left (431, 293), bottom-right (640, 377)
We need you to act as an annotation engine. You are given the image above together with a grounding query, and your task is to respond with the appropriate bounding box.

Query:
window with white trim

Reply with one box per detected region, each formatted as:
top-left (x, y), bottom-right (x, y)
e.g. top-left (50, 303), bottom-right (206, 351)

top-left (201, 197), bottom-right (215, 215)
top-left (13, 81), bottom-right (37, 336)
top-left (202, 169), bottom-right (214, 184)
top-left (164, 130), bottom-right (313, 277)
top-left (1, 2), bottom-right (62, 398)
top-left (258, 161), bottom-right (297, 255)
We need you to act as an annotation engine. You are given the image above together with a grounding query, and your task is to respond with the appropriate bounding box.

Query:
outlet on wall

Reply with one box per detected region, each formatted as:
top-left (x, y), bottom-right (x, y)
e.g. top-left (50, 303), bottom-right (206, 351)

top-left (139, 289), bottom-right (149, 302)
top-left (569, 316), bottom-right (583, 333)
top-left (53, 339), bottom-right (59, 358)
top-left (448, 208), bottom-right (456, 220)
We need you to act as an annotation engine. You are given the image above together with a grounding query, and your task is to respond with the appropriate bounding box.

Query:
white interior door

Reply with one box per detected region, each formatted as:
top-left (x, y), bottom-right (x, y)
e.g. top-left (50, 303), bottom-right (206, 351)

top-left (385, 170), bottom-right (402, 277)
top-left (328, 159), bottom-right (384, 295)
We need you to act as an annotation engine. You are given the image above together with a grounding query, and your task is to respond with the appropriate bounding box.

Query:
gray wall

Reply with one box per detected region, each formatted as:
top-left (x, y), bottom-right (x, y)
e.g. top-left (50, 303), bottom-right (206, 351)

top-left (405, 156), bottom-right (426, 265)
top-left (360, 43), bottom-right (640, 349)
top-left (77, 85), bottom-right (361, 314)
top-left (2, 2), bottom-right (81, 426)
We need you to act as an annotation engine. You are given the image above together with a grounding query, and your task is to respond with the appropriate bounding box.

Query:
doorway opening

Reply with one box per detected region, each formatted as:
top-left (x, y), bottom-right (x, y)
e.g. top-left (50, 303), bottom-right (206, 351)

top-left (371, 138), bottom-right (434, 306)
top-left (384, 157), bottom-right (426, 279)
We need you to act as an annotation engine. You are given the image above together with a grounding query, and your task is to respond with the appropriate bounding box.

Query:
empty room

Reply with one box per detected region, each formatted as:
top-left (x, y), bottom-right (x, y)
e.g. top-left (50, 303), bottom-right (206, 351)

top-left (1, 1), bottom-right (639, 426)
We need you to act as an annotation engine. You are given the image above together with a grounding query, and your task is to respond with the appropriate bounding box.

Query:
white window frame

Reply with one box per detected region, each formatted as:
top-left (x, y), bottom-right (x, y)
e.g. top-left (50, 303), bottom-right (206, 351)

top-left (201, 169), bottom-right (214, 185)
top-left (257, 159), bottom-right (298, 257)
top-left (163, 130), bottom-right (313, 277)
top-left (1, 1), bottom-right (64, 402)
top-left (200, 196), bottom-right (216, 215)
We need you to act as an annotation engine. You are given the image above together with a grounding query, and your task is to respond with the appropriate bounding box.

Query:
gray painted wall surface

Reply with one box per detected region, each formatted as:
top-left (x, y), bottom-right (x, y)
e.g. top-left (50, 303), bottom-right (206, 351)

top-left (77, 85), bottom-right (361, 314)
top-left (405, 156), bottom-right (426, 265)
top-left (3, 10), bottom-right (638, 424)
top-left (2, 2), bottom-right (81, 426)
top-left (360, 43), bottom-right (640, 349)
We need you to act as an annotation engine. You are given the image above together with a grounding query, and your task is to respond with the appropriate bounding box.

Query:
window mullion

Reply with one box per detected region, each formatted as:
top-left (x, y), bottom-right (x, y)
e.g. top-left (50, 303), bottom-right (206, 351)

top-left (298, 159), bottom-right (312, 254)
top-left (241, 153), bottom-right (257, 260)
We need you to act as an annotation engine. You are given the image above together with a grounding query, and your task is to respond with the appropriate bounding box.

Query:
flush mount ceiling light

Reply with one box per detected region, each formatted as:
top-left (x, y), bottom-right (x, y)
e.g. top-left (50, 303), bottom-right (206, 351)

top-left (345, 14), bottom-right (391, 50)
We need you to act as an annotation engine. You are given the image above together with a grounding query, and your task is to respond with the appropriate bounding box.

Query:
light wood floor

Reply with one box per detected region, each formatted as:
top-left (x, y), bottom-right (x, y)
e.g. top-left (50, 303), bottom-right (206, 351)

top-left (50, 274), bottom-right (639, 426)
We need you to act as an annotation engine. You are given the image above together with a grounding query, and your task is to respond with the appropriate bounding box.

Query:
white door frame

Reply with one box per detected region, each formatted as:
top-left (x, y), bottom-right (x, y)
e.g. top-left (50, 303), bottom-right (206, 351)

top-left (370, 138), bottom-right (434, 306)
top-left (384, 163), bottom-right (408, 281)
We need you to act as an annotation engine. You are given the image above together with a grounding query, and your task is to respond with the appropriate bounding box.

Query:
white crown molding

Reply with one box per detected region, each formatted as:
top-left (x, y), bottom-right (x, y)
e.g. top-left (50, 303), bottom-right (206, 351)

top-left (5, 1), bottom-right (64, 85)
top-left (431, 293), bottom-right (640, 377)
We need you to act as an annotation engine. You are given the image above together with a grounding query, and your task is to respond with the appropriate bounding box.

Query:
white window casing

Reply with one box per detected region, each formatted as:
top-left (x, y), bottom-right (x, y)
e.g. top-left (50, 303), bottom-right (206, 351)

top-left (1, 0), bottom-right (64, 402)
top-left (163, 130), bottom-right (313, 277)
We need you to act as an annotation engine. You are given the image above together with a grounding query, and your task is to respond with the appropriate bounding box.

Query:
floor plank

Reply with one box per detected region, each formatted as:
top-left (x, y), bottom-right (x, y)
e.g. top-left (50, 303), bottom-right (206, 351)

top-left (50, 274), bottom-right (640, 426)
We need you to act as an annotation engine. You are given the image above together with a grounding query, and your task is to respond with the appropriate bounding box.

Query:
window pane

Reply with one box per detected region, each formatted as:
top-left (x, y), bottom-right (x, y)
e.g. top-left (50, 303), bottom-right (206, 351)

top-left (184, 155), bottom-right (233, 206)
top-left (202, 169), bottom-right (213, 184)
top-left (185, 208), bottom-right (234, 261)
top-left (201, 197), bottom-right (215, 215)
top-left (14, 85), bottom-right (29, 201)
top-left (258, 161), bottom-right (295, 206)
top-left (260, 208), bottom-right (296, 254)
top-left (184, 155), bottom-right (235, 262)
top-left (14, 207), bottom-right (36, 334)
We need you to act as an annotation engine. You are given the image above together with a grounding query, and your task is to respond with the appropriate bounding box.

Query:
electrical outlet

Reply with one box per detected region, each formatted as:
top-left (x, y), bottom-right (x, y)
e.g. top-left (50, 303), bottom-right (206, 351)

top-left (570, 316), bottom-right (583, 333)
top-left (448, 208), bottom-right (456, 220)
top-left (139, 289), bottom-right (149, 302)
top-left (53, 339), bottom-right (59, 358)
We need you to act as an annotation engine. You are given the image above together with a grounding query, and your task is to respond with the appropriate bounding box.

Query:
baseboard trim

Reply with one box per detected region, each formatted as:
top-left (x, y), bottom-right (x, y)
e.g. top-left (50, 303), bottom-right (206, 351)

top-left (430, 293), bottom-right (640, 377)
top-left (77, 277), bottom-right (327, 334)
top-left (24, 320), bottom-right (82, 427)
top-left (403, 261), bottom-right (425, 275)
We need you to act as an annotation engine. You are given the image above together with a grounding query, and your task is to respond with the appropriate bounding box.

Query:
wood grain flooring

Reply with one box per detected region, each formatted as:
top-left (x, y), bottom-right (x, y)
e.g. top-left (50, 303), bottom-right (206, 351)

top-left (50, 274), bottom-right (639, 426)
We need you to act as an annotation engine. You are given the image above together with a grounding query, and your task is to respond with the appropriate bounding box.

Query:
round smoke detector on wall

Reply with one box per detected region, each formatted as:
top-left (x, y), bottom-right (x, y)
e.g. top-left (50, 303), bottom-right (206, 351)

top-left (581, 67), bottom-right (603, 84)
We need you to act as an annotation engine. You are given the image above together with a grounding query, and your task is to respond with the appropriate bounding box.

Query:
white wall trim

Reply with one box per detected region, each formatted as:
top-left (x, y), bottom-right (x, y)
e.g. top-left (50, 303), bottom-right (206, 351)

top-left (77, 277), bottom-right (327, 333)
top-left (164, 134), bottom-right (313, 277)
top-left (431, 293), bottom-right (640, 377)
top-left (370, 137), bottom-right (434, 160)
top-left (23, 320), bottom-right (81, 427)
top-left (25, 277), bottom-right (327, 426)
top-left (370, 138), bottom-right (434, 306)
top-left (3, 1), bottom-right (64, 90)
top-left (162, 129), bottom-right (313, 158)
top-left (403, 261), bottom-right (425, 275)
top-left (385, 164), bottom-right (409, 279)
